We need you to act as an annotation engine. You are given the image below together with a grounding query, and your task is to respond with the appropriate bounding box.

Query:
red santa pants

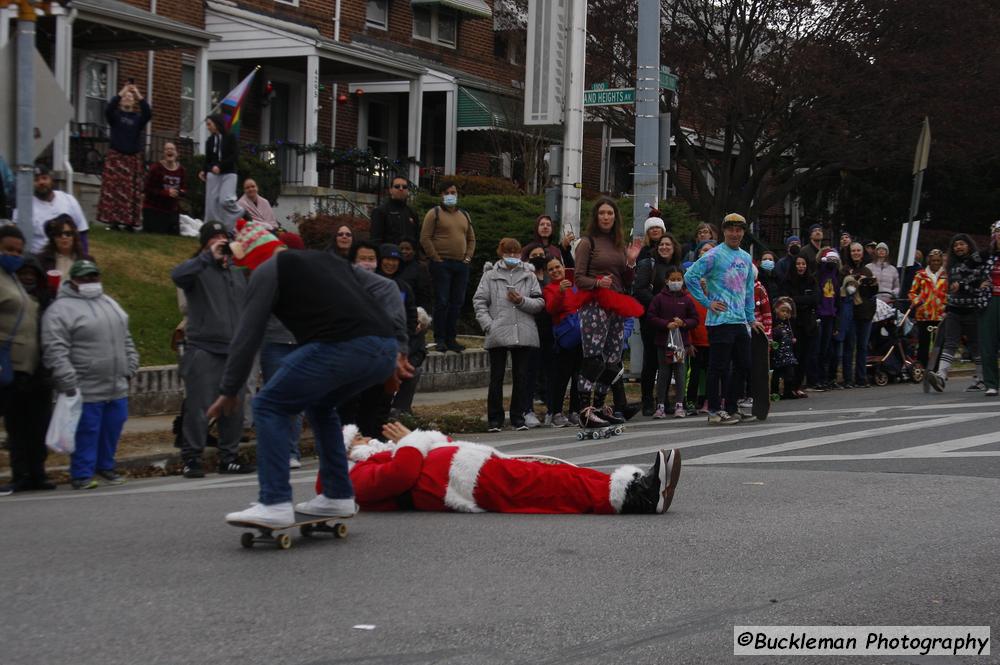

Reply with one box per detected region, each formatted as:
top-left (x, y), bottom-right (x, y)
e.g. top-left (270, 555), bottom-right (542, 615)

top-left (473, 457), bottom-right (615, 514)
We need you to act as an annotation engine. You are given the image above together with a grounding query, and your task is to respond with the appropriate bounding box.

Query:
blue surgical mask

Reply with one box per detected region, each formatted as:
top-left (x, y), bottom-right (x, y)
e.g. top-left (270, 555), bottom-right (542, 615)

top-left (442, 194), bottom-right (458, 207)
top-left (503, 257), bottom-right (521, 268)
top-left (667, 281), bottom-right (683, 292)
top-left (0, 254), bottom-right (24, 274)
top-left (761, 259), bottom-right (775, 271)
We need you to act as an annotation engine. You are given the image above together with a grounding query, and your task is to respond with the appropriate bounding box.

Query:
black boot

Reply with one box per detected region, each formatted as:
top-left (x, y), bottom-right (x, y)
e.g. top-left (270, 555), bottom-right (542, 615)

top-left (621, 449), bottom-right (682, 514)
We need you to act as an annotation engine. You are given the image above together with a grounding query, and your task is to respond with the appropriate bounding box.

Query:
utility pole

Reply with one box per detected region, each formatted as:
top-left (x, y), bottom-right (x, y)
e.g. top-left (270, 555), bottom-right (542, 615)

top-left (14, 0), bottom-right (36, 241)
top-left (632, 0), bottom-right (660, 238)
top-left (559, 0), bottom-right (586, 238)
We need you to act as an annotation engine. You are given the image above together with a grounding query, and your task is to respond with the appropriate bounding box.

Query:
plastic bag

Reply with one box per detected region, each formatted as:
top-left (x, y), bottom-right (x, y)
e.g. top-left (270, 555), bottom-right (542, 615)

top-left (45, 391), bottom-right (82, 455)
top-left (666, 328), bottom-right (686, 363)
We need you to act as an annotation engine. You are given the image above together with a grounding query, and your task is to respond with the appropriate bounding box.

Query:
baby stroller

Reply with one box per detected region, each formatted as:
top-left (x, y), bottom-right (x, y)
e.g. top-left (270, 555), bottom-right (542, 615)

top-left (866, 295), bottom-right (922, 386)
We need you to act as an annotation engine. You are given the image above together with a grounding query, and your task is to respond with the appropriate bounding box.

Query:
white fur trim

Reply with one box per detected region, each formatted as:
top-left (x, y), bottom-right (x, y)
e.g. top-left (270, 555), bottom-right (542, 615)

top-left (348, 438), bottom-right (396, 462)
top-left (608, 465), bottom-right (643, 513)
top-left (397, 429), bottom-right (450, 457)
top-left (443, 443), bottom-right (495, 513)
top-left (342, 424), bottom-right (359, 446)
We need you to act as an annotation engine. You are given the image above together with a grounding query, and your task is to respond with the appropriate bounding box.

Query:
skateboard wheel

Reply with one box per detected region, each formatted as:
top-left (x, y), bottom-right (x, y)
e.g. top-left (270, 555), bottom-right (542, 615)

top-left (240, 532), bottom-right (254, 549)
top-left (334, 523), bottom-right (348, 539)
top-left (300, 525), bottom-right (313, 537)
top-left (277, 533), bottom-right (292, 549)
top-left (591, 431), bottom-right (601, 440)
top-left (576, 432), bottom-right (585, 440)
top-left (614, 426), bottom-right (624, 435)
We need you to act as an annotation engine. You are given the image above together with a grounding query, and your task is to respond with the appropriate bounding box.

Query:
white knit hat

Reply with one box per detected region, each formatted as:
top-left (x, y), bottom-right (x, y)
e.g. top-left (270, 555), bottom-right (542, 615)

top-left (644, 217), bottom-right (666, 234)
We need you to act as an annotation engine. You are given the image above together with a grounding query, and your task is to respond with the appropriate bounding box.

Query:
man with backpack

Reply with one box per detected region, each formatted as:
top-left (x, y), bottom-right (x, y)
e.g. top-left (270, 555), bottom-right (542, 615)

top-left (420, 180), bottom-right (476, 353)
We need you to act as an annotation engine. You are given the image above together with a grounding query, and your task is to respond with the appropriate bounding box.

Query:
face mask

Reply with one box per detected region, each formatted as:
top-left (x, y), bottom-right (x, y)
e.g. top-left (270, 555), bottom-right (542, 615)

top-left (503, 257), bottom-right (521, 268)
top-left (529, 257), bottom-right (548, 272)
top-left (788, 245), bottom-right (801, 256)
top-left (761, 259), bottom-right (775, 271)
top-left (0, 254), bottom-right (24, 274)
top-left (442, 194), bottom-right (458, 207)
top-left (78, 282), bottom-right (103, 298)
top-left (357, 260), bottom-right (377, 272)
top-left (846, 285), bottom-right (857, 295)
top-left (667, 281), bottom-right (683, 292)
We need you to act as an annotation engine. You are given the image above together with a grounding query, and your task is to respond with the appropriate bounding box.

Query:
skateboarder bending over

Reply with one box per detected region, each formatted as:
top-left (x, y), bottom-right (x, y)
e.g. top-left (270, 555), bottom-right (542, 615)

top-left (333, 421), bottom-right (681, 515)
top-left (683, 213), bottom-right (766, 425)
top-left (208, 219), bottom-right (411, 528)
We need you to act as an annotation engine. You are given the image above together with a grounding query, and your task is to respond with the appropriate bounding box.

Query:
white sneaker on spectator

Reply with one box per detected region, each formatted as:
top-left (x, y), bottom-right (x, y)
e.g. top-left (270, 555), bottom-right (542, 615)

top-left (524, 412), bottom-right (541, 429)
top-left (294, 495), bottom-right (358, 518)
top-left (225, 502), bottom-right (295, 528)
top-left (550, 413), bottom-right (570, 428)
top-left (289, 457), bottom-right (302, 469)
top-left (652, 404), bottom-right (667, 419)
top-left (673, 403), bottom-right (686, 419)
top-left (986, 388), bottom-right (999, 397)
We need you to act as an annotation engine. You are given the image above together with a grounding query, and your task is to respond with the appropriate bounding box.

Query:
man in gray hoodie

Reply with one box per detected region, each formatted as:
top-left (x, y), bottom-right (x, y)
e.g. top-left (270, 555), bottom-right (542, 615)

top-left (42, 260), bottom-right (139, 489)
top-left (171, 221), bottom-right (255, 478)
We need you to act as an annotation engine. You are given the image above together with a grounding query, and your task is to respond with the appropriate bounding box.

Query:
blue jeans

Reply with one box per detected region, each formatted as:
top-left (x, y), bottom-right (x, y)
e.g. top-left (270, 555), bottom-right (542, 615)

top-left (842, 319), bottom-right (873, 384)
top-left (429, 259), bottom-right (469, 344)
top-left (252, 336), bottom-right (398, 505)
top-left (259, 342), bottom-right (304, 461)
top-left (71, 398), bottom-right (128, 480)
top-left (706, 324), bottom-right (751, 413)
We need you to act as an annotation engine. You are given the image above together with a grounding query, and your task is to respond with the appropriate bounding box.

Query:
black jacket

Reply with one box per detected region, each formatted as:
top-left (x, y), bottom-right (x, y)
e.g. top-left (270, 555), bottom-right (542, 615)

top-left (783, 273), bottom-right (818, 335)
top-left (370, 199), bottom-right (419, 247)
top-left (204, 118), bottom-right (238, 174)
top-left (633, 255), bottom-right (678, 311)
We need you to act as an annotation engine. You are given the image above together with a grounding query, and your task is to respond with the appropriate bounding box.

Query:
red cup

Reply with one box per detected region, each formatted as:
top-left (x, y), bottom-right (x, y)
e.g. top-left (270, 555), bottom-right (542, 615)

top-left (46, 270), bottom-right (61, 294)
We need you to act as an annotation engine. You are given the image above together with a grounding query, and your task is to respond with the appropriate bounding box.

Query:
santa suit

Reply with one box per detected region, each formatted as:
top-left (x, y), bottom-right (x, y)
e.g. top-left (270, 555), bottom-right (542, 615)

top-left (323, 427), bottom-right (644, 515)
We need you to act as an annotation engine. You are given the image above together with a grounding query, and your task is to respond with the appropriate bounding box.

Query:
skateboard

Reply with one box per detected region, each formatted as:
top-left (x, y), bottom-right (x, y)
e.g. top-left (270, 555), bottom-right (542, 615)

top-left (510, 454), bottom-right (579, 467)
top-left (922, 322), bottom-right (943, 393)
top-left (576, 424), bottom-right (626, 440)
top-left (749, 328), bottom-right (771, 420)
top-left (231, 513), bottom-right (350, 550)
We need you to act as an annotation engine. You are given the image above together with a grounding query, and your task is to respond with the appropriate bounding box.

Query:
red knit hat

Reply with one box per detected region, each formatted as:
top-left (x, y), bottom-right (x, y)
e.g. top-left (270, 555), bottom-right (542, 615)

top-left (278, 231), bottom-right (305, 250)
top-left (231, 218), bottom-right (285, 271)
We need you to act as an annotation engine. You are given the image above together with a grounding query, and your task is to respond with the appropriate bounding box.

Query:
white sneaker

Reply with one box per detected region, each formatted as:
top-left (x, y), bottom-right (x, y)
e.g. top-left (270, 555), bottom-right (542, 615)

top-left (289, 457), bottom-right (302, 469)
top-left (225, 502), bottom-right (295, 528)
top-left (524, 411), bottom-right (541, 429)
top-left (294, 494), bottom-right (358, 518)
top-left (986, 388), bottom-right (998, 397)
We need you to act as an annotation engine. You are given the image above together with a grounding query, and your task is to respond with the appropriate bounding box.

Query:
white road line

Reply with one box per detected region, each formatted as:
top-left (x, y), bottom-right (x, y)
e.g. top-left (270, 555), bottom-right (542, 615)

top-left (687, 414), bottom-right (982, 465)
top-left (550, 416), bottom-right (938, 465)
top-left (875, 431), bottom-right (1000, 457)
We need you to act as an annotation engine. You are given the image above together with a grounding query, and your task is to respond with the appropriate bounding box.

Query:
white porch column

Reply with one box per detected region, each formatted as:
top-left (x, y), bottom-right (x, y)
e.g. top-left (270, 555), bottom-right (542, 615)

top-left (303, 54), bottom-right (319, 187)
top-left (0, 6), bottom-right (15, 46)
top-left (406, 75), bottom-right (423, 184)
top-left (444, 86), bottom-right (457, 175)
top-left (52, 8), bottom-right (75, 187)
top-left (196, 47), bottom-right (209, 147)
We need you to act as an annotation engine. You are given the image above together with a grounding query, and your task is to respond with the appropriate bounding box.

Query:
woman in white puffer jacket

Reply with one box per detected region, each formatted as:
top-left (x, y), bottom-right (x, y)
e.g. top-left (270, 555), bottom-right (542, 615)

top-left (473, 237), bottom-right (545, 431)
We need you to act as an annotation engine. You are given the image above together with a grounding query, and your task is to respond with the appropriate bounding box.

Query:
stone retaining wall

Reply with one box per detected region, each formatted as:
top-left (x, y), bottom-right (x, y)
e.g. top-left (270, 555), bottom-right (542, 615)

top-left (128, 349), bottom-right (499, 416)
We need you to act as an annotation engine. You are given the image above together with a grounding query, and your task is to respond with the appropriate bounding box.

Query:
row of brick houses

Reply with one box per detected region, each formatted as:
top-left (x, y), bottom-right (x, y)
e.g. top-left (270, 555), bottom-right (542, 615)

top-left (1, 0), bottom-right (795, 240)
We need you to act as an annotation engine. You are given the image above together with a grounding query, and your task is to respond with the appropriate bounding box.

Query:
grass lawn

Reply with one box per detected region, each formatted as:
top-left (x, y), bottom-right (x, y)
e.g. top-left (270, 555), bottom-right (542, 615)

top-left (88, 229), bottom-right (199, 366)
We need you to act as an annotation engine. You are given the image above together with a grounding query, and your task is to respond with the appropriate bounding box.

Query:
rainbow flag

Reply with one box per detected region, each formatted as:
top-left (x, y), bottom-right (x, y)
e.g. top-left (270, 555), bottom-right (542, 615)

top-left (217, 67), bottom-right (258, 137)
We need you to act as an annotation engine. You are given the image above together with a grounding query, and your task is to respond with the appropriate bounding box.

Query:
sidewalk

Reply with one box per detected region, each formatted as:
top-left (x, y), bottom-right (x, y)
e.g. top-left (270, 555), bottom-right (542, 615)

top-left (120, 384), bottom-right (505, 435)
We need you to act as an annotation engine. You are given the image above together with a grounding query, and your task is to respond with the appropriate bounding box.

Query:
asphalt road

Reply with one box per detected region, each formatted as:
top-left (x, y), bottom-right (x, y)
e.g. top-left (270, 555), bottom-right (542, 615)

top-left (3, 383), bottom-right (999, 665)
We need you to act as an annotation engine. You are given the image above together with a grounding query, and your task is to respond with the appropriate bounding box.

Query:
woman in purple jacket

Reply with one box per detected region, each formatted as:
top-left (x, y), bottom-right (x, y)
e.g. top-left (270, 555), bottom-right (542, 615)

top-left (647, 268), bottom-right (698, 418)
top-left (815, 248), bottom-right (842, 388)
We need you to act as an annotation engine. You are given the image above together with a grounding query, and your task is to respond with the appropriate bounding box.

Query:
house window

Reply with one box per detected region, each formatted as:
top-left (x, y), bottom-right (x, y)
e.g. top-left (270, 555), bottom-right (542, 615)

top-left (210, 68), bottom-right (236, 112)
top-left (413, 6), bottom-right (457, 48)
top-left (366, 0), bottom-right (388, 29)
top-left (275, 0), bottom-right (299, 6)
top-left (79, 58), bottom-right (115, 128)
top-left (180, 63), bottom-right (196, 136)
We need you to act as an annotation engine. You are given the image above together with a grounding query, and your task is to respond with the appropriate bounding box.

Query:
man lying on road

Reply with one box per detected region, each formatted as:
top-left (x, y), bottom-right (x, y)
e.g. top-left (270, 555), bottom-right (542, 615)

top-left (321, 421), bottom-right (682, 515)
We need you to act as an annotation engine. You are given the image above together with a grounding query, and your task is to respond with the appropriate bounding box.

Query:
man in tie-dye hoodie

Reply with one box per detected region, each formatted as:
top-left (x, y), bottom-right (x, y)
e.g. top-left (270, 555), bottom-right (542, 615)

top-left (684, 214), bottom-right (765, 425)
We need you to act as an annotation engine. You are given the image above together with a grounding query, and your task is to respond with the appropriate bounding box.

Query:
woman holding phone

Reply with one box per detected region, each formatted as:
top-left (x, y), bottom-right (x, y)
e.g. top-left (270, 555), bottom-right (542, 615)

top-left (473, 238), bottom-right (546, 431)
top-left (572, 197), bottom-right (644, 427)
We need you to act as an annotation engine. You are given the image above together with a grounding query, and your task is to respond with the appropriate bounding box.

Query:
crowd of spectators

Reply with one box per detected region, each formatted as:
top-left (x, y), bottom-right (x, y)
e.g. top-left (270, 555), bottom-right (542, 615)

top-left (4, 129), bottom-right (1000, 493)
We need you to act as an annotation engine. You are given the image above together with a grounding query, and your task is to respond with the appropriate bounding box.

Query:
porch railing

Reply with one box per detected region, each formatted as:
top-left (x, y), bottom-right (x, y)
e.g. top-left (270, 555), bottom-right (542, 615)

top-left (68, 122), bottom-right (195, 174)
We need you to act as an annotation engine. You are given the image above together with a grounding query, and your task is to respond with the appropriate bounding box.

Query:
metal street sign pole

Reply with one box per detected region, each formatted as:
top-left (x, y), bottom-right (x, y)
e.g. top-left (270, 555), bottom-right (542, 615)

top-left (900, 117), bottom-right (930, 268)
top-left (559, 0), bottom-right (586, 239)
top-left (14, 0), bottom-right (36, 241)
top-left (632, 0), bottom-right (660, 240)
